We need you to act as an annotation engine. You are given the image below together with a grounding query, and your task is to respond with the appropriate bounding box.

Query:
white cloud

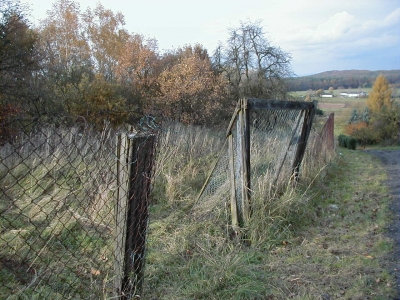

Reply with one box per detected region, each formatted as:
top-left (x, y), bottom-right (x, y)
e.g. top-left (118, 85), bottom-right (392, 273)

top-left (274, 5), bottom-right (400, 74)
top-left (25, 0), bottom-right (400, 75)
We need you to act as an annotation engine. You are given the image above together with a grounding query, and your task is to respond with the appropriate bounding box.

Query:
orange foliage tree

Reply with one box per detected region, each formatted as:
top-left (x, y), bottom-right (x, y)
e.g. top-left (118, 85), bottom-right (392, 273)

top-left (156, 48), bottom-right (230, 125)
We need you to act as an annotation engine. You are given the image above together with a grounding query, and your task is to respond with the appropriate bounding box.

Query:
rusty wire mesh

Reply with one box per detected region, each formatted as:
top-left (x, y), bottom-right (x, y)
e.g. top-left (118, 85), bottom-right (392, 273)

top-left (0, 115), bottom-right (157, 299)
top-left (314, 112), bottom-right (335, 162)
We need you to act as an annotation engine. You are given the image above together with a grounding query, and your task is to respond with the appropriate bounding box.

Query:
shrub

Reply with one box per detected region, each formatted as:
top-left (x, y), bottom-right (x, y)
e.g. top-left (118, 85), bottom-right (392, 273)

top-left (338, 134), bottom-right (357, 150)
top-left (345, 122), bottom-right (368, 136)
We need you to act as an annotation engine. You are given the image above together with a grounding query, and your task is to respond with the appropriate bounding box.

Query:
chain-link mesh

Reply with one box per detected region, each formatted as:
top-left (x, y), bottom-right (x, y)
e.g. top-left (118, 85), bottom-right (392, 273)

top-left (304, 113), bottom-right (336, 173)
top-left (196, 99), bottom-right (317, 228)
top-left (0, 116), bottom-right (157, 299)
top-left (249, 108), bottom-right (305, 186)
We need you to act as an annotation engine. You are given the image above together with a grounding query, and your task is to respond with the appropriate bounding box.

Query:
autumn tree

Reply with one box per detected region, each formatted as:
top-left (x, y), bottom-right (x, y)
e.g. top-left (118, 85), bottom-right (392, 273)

top-left (66, 74), bottom-right (129, 127)
top-left (37, 0), bottom-right (92, 117)
top-left (0, 0), bottom-right (40, 142)
top-left (367, 75), bottom-right (400, 143)
top-left (156, 45), bottom-right (230, 125)
top-left (0, 0), bottom-right (39, 101)
top-left (367, 74), bottom-right (393, 113)
top-left (315, 89), bottom-right (324, 97)
top-left (212, 20), bottom-right (292, 100)
top-left (347, 75), bottom-right (399, 145)
top-left (115, 34), bottom-right (160, 111)
top-left (82, 3), bottom-right (130, 81)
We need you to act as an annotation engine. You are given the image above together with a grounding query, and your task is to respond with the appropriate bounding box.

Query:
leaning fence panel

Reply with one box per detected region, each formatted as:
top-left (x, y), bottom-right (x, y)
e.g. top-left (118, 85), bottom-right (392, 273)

top-left (0, 118), bottom-right (157, 299)
top-left (197, 98), bottom-right (317, 232)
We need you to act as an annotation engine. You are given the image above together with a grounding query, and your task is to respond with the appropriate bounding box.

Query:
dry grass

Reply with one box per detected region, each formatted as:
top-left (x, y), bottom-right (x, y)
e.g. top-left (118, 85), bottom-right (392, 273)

top-left (1, 118), bottom-right (397, 299)
top-left (143, 122), bottom-right (398, 299)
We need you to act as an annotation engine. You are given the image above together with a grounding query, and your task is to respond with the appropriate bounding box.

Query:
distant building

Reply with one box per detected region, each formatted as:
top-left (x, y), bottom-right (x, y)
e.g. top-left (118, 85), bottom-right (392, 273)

top-left (348, 92), bottom-right (360, 98)
top-left (339, 91), bottom-right (368, 98)
top-left (321, 94), bottom-right (333, 98)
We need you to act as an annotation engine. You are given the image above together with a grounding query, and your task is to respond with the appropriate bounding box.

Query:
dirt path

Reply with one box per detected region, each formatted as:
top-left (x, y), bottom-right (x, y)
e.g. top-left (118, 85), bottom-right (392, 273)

top-left (365, 150), bottom-right (400, 294)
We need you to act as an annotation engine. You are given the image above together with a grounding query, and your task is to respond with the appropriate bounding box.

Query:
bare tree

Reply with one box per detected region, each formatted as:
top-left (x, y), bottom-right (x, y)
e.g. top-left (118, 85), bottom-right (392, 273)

top-left (212, 20), bottom-right (292, 100)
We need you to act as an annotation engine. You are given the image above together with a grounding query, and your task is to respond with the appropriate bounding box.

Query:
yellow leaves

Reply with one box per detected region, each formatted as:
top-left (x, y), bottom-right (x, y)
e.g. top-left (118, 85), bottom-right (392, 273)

top-left (367, 74), bottom-right (393, 113)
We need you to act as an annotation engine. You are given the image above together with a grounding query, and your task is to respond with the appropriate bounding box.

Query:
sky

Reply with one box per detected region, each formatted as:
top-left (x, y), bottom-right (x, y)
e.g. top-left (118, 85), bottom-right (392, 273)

top-left (25, 0), bottom-right (400, 76)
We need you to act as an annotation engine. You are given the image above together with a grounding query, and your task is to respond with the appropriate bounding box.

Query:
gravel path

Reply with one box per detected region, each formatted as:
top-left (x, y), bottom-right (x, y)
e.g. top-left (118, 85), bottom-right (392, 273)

top-left (365, 150), bottom-right (400, 296)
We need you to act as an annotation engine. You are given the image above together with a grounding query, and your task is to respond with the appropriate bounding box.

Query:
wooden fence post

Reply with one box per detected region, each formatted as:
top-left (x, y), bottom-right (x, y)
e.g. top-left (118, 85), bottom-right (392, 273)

top-left (115, 129), bottom-right (157, 299)
top-left (228, 133), bottom-right (239, 231)
top-left (242, 99), bottom-right (251, 222)
top-left (237, 98), bottom-right (251, 227)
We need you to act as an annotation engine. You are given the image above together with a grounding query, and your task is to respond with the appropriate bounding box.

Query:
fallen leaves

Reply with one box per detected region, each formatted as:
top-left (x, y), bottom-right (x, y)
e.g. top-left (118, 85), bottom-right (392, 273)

top-left (91, 269), bottom-right (101, 276)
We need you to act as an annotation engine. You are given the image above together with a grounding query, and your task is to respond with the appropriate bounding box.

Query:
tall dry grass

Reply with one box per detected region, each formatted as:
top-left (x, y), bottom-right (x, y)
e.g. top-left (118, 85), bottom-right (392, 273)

top-left (143, 121), bottom-right (335, 298)
top-left (0, 119), bottom-right (335, 299)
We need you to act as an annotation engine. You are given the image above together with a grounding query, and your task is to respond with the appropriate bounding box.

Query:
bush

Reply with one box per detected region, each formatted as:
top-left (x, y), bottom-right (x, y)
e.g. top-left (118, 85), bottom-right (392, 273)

top-left (315, 108), bottom-right (324, 116)
top-left (338, 134), bottom-right (357, 150)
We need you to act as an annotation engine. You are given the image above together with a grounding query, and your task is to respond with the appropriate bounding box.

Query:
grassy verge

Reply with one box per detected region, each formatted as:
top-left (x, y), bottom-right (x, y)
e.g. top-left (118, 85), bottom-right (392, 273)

top-left (143, 146), bottom-right (398, 299)
top-left (1, 122), bottom-right (397, 299)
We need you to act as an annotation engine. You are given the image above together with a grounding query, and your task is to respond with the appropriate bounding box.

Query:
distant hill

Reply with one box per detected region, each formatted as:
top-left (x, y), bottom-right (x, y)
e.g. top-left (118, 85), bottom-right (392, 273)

top-left (286, 69), bottom-right (400, 91)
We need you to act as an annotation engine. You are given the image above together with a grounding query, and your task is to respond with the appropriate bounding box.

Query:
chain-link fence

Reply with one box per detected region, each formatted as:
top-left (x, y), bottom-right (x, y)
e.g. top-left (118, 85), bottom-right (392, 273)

top-left (0, 116), bottom-right (157, 299)
top-left (302, 113), bottom-right (335, 177)
top-left (1, 99), bottom-right (336, 298)
top-left (196, 99), bottom-right (336, 232)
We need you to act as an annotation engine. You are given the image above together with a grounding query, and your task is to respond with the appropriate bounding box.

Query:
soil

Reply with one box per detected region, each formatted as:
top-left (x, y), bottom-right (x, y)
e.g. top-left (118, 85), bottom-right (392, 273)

top-left (365, 150), bottom-right (400, 295)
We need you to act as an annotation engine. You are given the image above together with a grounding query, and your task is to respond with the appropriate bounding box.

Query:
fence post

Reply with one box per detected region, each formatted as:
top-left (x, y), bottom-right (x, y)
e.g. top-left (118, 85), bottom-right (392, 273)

top-left (228, 133), bottom-right (239, 231)
top-left (238, 98), bottom-right (251, 226)
top-left (115, 129), bottom-right (157, 299)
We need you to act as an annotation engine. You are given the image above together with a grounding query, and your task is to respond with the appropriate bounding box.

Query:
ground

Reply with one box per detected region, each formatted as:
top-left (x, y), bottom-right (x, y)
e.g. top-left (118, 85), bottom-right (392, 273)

top-left (365, 149), bottom-right (400, 296)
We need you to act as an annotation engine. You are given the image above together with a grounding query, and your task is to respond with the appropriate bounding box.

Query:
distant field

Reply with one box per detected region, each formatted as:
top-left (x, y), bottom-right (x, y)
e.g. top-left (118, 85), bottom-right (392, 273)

top-left (289, 88), bottom-right (399, 135)
top-left (312, 97), bottom-right (367, 135)
top-left (317, 103), bottom-right (345, 109)
top-left (289, 87), bottom-right (373, 98)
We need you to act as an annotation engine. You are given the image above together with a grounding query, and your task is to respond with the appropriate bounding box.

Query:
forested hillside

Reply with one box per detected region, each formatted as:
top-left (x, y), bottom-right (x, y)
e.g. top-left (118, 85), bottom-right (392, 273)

top-left (286, 70), bottom-right (400, 91)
